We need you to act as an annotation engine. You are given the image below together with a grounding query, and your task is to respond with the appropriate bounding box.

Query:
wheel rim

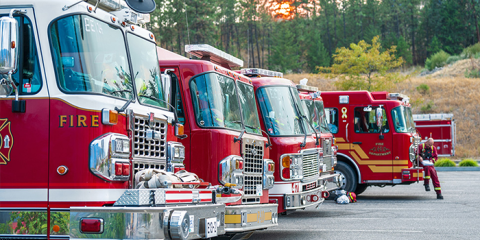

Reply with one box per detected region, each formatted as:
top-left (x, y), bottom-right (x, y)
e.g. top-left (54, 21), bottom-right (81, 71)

top-left (334, 170), bottom-right (347, 189)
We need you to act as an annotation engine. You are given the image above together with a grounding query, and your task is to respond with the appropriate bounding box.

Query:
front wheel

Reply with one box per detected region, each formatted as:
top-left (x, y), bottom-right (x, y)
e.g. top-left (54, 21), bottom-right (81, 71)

top-left (334, 161), bottom-right (358, 193)
top-left (355, 184), bottom-right (368, 195)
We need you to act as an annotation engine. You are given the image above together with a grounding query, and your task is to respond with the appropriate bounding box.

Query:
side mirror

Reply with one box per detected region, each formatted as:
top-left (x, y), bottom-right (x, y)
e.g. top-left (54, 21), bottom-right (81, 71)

top-left (0, 16), bottom-right (19, 74)
top-left (0, 15), bottom-right (19, 97)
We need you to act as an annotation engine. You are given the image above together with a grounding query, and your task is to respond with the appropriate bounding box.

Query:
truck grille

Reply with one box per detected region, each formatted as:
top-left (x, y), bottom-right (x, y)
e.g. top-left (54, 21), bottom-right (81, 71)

top-left (242, 138), bottom-right (264, 197)
top-left (302, 150), bottom-right (319, 179)
top-left (133, 115), bottom-right (167, 159)
top-left (132, 161), bottom-right (166, 176)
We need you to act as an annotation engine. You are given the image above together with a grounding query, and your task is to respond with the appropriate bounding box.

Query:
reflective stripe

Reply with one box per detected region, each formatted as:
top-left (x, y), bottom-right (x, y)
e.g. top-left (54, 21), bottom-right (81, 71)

top-left (0, 189), bottom-right (48, 202)
top-left (434, 187), bottom-right (441, 190)
top-left (49, 189), bottom-right (125, 202)
top-left (424, 176), bottom-right (431, 179)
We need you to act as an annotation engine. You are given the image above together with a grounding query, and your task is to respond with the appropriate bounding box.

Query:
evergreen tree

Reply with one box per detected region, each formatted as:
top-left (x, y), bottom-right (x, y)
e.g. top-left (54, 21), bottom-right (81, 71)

top-left (396, 36), bottom-right (413, 65)
top-left (428, 36), bottom-right (442, 56)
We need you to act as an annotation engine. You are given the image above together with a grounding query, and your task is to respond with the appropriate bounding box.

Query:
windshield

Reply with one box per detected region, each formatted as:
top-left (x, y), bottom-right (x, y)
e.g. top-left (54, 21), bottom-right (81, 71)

top-left (391, 106), bottom-right (416, 133)
top-left (237, 81), bottom-right (262, 134)
top-left (257, 86), bottom-right (306, 136)
top-left (50, 15), bottom-right (133, 99)
top-left (127, 33), bottom-right (166, 108)
top-left (302, 99), bottom-right (330, 133)
top-left (190, 73), bottom-right (242, 130)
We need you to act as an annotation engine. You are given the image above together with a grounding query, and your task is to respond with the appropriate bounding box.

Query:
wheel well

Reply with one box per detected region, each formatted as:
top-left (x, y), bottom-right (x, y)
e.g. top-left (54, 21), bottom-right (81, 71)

top-left (336, 153), bottom-right (362, 183)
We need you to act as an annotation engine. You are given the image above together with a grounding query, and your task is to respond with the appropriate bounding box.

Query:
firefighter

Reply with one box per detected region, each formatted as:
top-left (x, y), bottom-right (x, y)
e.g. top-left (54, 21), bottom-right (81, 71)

top-left (418, 138), bottom-right (443, 199)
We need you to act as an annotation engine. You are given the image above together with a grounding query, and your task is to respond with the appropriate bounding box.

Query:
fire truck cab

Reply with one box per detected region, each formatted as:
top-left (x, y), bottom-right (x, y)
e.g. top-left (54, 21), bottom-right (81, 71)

top-left (242, 69), bottom-right (340, 214)
top-left (157, 45), bottom-right (278, 233)
top-left (0, 1), bottom-right (229, 239)
top-left (321, 91), bottom-right (423, 194)
top-left (296, 83), bottom-right (339, 188)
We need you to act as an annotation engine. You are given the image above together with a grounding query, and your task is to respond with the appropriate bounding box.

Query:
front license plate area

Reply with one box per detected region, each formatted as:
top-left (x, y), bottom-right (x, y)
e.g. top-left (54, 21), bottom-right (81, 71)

top-left (205, 217), bottom-right (218, 238)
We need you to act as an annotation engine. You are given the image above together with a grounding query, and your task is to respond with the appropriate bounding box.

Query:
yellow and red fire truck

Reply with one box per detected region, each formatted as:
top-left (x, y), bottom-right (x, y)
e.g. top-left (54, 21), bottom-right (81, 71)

top-left (321, 91), bottom-right (423, 194)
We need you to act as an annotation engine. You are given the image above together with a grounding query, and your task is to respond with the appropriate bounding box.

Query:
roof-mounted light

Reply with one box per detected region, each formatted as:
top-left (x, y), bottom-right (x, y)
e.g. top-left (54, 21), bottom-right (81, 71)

top-left (388, 93), bottom-right (410, 104)
top-left (185, 44), bottom-right (243, 69)
top-left (296, 84), bottom-right (318, 92)
top-left (240, 68), bottom-right (283, 78)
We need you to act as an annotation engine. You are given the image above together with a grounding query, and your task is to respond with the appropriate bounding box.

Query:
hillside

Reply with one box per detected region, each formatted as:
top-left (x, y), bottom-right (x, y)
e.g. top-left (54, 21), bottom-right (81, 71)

top-left (286, 60), bottom-right (480, 158)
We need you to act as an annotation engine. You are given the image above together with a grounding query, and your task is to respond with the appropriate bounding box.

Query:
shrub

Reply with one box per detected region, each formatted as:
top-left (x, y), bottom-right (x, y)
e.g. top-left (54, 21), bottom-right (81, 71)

top-left (425, 50), bottom-right (450, 71)
top-left (465, 69), bottom-right (480, 78)
top-left (420, 101), bottom-right (435, 113)
top-left (416, 83), bottom-right (430, 94)
top-left (462, 43), bottom-right (480, 58)
top-left (446, 55), bottom-right (461, 65)
top-left (435, 158), bottom-right (456, 167)
top-left (458, 159), bottom-right (479, 167)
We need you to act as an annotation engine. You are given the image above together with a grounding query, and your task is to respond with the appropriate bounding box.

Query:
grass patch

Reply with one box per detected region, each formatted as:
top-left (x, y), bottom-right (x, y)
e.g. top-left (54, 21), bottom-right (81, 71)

top-left (465, 69), bottom-right (480, 78)
top-left (435, 158), bottom-right (456, 167)
top-left (458, 159), bottom-right (479, 167)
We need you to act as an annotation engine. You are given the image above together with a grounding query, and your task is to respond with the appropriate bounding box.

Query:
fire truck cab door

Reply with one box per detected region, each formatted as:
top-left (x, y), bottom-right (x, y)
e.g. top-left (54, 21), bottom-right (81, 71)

top-left (0, 6), bottom-right (50, 232)
top-left (349, 105), bottom-right (393, 181)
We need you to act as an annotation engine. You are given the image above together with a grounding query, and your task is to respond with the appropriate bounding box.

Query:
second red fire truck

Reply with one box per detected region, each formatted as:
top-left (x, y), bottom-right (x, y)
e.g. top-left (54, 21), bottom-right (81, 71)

top-left (321, 91), bottom-right (423, 194)
top-left (158, 45), bottom-right (278, 233)
top-left (413, 113), bottom-right (456, 157)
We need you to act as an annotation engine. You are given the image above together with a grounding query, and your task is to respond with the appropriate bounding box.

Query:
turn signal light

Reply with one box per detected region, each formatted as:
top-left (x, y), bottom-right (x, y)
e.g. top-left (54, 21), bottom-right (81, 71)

top-left (80, 218), bottom-right (103, 233)
top-left (267, 163), bottom-right (275, 172)
top-left (282, 156), bottom-right (291, 168)
top-left (102, 109), bottom-right (118, 125)
top-left (175, 123), bottom-right (185, 136)
top-left (282, 168), bottom-right (290, 179)
top-left (115, 163), bottom-right (123, 176)
top-left (235, 159), bottom-right (243, 170)
top-left (11, 41), bottom-right (15, 49)
top-left (174, 167), bottom-right (185, 173)
top-left (122, 163), bottom-right (130, 176)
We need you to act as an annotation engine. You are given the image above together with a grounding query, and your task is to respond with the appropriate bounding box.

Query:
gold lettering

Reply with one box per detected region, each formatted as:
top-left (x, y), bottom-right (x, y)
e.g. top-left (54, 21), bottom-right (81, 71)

top-left (78, 115), bottom-right (87, 127)
top-left (59, 115), bottom-right (67, 127)
top-left (91, 115), bottom-right (99, 127)
top-left (69, 115), bottom-right (74, 127)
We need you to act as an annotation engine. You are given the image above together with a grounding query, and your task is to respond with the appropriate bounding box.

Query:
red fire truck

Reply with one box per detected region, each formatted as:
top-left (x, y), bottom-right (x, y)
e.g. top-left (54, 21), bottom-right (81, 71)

top-left (240, 69), bottom-right (340, 214)
top-left (157, 45), bottom-right (278, 233)
top-left (296, 84), bottom-right (338, 181)
top-left (0, 1), bottom-right (231, 239)
top-left (321, 91), bottom-right (423, 194)
top-left (413, 114), bottom-right (456, 157)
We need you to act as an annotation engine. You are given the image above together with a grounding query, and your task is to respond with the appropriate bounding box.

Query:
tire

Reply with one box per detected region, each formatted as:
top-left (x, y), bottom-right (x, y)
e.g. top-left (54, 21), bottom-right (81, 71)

top-left (354, 184), bottom-right (368, 195)
top-left (334, 161), bottom-right (358, 193)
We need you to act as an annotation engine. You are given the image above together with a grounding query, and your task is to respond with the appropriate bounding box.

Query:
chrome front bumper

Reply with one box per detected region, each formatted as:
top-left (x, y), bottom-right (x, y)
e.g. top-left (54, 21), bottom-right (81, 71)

top-left (224, 203), bottom-right (278, 233)
top-left (284, 174), bottom-right (340, 210)
top-left (69, 204), bottom-right (225, 239)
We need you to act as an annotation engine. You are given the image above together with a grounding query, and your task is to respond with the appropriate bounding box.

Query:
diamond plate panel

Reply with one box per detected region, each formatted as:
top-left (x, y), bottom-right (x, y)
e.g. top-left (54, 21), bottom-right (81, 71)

top-left (154, 189), bottom-right (166, 204)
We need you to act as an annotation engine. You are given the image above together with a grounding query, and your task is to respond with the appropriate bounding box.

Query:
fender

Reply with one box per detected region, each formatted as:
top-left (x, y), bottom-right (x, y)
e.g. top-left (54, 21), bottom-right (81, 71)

top-left (337, 153), bottom-right (362, 183)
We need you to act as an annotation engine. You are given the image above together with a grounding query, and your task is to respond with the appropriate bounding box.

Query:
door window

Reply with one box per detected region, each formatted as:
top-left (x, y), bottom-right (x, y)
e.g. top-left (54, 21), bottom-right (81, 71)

top-left (354, 106), bottom-right (389, 133)
top-left (325, 108), bottom-right (339, 134)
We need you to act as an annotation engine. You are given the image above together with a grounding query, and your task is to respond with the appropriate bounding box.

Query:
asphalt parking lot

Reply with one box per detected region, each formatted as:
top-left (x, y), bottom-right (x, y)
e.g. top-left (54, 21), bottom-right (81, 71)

top-left (246, 171), bottom-right (480, 240)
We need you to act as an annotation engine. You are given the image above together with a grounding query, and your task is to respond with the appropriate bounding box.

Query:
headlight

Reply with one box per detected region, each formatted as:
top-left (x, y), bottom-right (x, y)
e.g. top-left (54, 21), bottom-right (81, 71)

top-left (218, 155), bottom-right (244, 188)
top-left (409, 144), bottom-right (416, 162)
top-left (280, 154), bottom-right (303, 181)
top-left (263, 159), bottom-right (275, 189)
top-left (167, 142), bottom-right (185, 172)
top-left (89, 133), bottom-right (131, 181)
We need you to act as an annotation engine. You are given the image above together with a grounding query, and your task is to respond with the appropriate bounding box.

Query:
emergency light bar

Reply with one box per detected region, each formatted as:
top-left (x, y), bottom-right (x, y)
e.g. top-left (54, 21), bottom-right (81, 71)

top-left (240, 68), bottom-right (283, 78)
top-left (296, 84), bottom-right (318, 92)
top-left (185, 44), bottom-right (244, 68)
top-left (388, 93), bottom-right (410, 104)
top-left (83, 0), bottom-right (151, 24)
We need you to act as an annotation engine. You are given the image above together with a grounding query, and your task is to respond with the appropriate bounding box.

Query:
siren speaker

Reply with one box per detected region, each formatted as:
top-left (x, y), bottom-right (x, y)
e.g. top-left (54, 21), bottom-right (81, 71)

top-left (125, 0), bottom-right (156, 14)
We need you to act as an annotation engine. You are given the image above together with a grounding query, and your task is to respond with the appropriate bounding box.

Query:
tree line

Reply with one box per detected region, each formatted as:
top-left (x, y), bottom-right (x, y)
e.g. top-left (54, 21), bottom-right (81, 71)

top-left (146, 0), bottom-right (480, 73)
